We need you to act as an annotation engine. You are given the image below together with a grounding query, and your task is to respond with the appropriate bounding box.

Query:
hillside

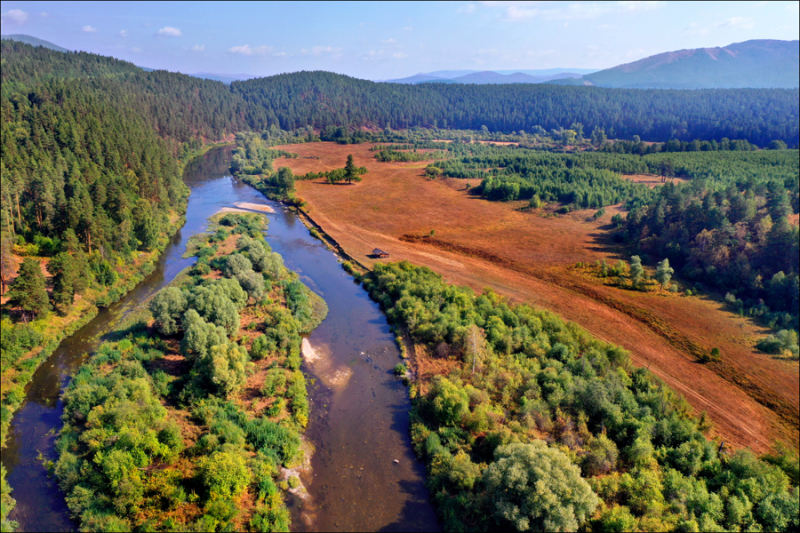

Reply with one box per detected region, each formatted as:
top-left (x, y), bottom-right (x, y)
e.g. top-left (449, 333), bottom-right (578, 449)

top-left (0, 34), bottom-right (68, 53)
top-left (554, 39), bottom-right (799, 89)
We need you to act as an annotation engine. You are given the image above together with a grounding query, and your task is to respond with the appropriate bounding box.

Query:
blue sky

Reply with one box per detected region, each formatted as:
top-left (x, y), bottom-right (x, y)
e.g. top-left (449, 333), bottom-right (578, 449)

top-left (2, 1), bottom-right (798, 79)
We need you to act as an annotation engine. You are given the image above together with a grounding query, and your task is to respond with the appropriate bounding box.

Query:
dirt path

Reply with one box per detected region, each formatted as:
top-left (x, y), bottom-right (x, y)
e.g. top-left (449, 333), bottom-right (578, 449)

top-left (274, 142), bottom-right (798, 453)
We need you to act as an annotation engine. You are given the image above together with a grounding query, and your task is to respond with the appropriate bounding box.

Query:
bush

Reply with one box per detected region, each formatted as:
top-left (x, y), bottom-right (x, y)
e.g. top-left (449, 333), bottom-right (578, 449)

top-left (198, 451), bottom-right (250, 501)
top-left (483, 441), bottom-right (599, 532)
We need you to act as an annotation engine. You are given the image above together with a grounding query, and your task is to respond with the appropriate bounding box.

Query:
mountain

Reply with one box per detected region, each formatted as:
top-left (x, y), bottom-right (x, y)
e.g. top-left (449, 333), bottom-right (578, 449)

top-left (1, 33), bottom-right (69, 53)
top-left (551, 40), bottom-right (799, 89)
top-left (385, 69), bottom-right (587, 85)
top-left (189, 72), bottom-right (257, 84)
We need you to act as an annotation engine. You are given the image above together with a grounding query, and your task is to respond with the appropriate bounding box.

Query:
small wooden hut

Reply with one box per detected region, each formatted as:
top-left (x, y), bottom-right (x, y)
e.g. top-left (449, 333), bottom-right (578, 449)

top-left (372, 248), bottom-right (389, 258)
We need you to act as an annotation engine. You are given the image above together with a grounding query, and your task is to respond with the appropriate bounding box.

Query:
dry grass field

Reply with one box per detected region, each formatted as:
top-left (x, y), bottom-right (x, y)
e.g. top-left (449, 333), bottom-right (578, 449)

top-left (274, 142), bottom-right (799, 453)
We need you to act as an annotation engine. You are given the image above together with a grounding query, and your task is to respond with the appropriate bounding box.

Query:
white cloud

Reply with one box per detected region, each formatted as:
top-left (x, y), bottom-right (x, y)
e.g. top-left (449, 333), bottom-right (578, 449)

top-left (382, 38), bottom-right (397, 44)
top-left (392, 52), bottom-right (408, 59)
top-left (481, 1), bottom-right (662, 21)
top-left (228, 44), bottom-right (274, 56)
top-left (156, 26), bottom-right (182, 37)
top-left (191, 44), bottom-right (205, 52)
top-left (505, 5), bottom-right (540, 20)
top-left (39, 12), bottom-right (49, 18)
top-left (1, 9), bottom-right (29, 25)
top-left (616, 1), bottom-right (662, 11)
top-left (82, 25), bottom-right (97, 33)
top-left (118, 30), bottom-right (128, 37)
top-left (131, 47), bottom-right (142, 53)
top-left (458, 3), bottom-right (477, 14)
top-left (308, 45), bottom-right (342, 57)
top-left (687, 15), bottom-right (756, 36)
top-left (403, 26), bottom-right (413, 31)
top-left (717, 16), bottom-right (755, 29)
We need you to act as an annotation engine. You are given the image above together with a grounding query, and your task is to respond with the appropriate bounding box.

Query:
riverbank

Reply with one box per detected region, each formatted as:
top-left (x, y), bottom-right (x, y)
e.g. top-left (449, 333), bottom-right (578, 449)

top-left (0, 213), bottom-right (185, 449)
top-left (52, 211), bottom-right (326, 531)
top-left (0, 143), bottom-right (237, 452)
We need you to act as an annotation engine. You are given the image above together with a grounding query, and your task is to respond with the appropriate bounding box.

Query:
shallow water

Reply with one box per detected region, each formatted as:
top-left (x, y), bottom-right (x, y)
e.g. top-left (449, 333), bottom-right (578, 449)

top-left (2, 146), bottom-right (438, 532)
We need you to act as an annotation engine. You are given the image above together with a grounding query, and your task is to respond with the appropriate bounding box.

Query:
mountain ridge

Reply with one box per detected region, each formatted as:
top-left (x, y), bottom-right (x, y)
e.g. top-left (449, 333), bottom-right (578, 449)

top-left (551, 39), bottom-right (799, 89)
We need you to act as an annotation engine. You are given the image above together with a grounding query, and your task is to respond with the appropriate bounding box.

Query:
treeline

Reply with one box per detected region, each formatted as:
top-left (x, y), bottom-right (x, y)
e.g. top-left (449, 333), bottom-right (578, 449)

top-left (601, 135), bottom-right (761, 155)
top-left (231, 71), bottom-right (799, 145)
top-left (373, 148), bottom-right (448, 162)
top-left (363, 261), bottom-right (799, 532)
top-left (54, 213), bottom-right (326, 531)
top-left (432, 144), bottom-right (653, 207)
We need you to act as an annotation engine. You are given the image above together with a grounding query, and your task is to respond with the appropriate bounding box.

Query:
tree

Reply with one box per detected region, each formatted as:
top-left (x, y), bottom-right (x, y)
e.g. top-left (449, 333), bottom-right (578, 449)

top-left (202, 342), bottom-right (249, 397)
top-left (48, 251), bottom-right (78, 311)
top-left (483, 441), bottom-right (599, 532)
top-left (462, 324), bottom-right (488, 374)
top-left (199, 451), bottom-right (250, 501)
top-left (582, 434), bottom-right (619, 475)
top-left (181, 309), bottom-right (228, 360)
top-left (224, 254), bottom-right (253, 278)
top-left (344, 154), bottom-right (364, 184)
top-left (62, 229), bottom-right (90, 294)
top-left (272, 166), bottom-right (295, 193)
top-left (7, 258), bottom-right (50, 321)
top-left (235, 269), bottom-right (265, 301)
top-left (149, 287), bottom-right (187, 335)
top-left (630, 256), bottom-right (643, 288)
top-left (0, 232), bottom-right (14, 295)
top-left (656, 258), bottom-right (674, 288)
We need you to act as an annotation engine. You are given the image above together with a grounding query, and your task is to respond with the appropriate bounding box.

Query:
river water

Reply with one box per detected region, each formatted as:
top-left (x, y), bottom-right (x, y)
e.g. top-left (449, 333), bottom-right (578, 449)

top-left (2, 146), bottom-right (438, 532)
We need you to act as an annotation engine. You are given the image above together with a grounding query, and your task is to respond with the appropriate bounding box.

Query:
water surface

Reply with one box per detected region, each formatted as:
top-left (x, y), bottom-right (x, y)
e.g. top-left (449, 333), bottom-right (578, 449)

top-left (2, 146), bottom-right (438, 532)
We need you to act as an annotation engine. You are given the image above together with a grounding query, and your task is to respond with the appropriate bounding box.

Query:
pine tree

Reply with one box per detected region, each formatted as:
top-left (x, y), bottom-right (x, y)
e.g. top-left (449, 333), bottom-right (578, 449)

top-left (7, 258), bottom-right (50, 321)
top-left (0, 232), bottom-right (13, 295)
top-left (344, 154), bottom-right (359, 184)
top-left (48, 251), bottom-right (77, 311)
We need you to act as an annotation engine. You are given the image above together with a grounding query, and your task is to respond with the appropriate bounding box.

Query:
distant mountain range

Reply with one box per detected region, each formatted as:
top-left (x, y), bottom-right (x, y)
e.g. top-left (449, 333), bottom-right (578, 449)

top-left (1, 34), bottom-right (69, 53)
top-left (384, 69), bottom-right (597, 85)
top-left (3, 34), bottom-right (797, 90)
top-left (550, 40), bottom-right (799, 89)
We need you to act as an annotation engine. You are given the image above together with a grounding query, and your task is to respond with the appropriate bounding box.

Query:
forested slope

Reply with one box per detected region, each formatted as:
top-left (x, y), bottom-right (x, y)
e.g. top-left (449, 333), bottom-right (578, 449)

top-left (232, 71), bottom-right (800, 145)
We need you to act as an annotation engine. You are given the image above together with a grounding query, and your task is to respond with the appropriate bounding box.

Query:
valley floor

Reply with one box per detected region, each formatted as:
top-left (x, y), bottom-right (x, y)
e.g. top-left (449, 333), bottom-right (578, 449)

top-left (273, 141), bottom-right (799, 453)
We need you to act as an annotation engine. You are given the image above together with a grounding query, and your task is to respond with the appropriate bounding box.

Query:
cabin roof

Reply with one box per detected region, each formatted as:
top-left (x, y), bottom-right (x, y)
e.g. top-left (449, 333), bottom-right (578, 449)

top-left (373, 248), bottom-right (389, 255)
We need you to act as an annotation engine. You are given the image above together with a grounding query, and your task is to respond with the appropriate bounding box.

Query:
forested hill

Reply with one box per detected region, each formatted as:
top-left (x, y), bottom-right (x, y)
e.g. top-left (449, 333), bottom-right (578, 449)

top-left (0, 40), bottom-right (141, 92)
top-left (1, 41), bottom-right (269, 253)
top-left (3, 41), bottom-right (799, 146)
top-left (231, 71), bottom-right (799, 146)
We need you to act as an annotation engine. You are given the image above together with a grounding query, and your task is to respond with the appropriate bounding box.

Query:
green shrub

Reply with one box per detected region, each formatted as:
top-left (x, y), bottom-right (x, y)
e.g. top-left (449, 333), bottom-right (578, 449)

top-left (198, 451), bottom-right (250, 501)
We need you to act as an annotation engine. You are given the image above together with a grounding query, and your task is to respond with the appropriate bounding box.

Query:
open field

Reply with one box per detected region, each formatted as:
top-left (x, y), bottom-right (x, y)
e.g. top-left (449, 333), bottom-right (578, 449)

top-left (274, 142), bottom-right (799, 453)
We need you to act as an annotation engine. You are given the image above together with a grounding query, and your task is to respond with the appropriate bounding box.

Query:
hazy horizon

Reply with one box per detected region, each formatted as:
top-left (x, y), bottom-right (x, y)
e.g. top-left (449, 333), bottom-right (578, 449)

top-left (1, 1), bottom-right (799, 80)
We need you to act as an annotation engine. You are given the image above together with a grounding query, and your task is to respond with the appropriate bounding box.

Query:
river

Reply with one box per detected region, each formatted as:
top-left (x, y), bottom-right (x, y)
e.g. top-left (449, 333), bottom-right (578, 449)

top-left (2, 146), bottom-right (439, 532)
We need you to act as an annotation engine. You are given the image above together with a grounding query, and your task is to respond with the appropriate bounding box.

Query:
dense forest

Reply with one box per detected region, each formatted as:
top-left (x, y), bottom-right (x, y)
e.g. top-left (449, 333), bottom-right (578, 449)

top-left (231, 71), bottom-right (800, 146)
top-left (3, 38), bottom-right (800, 532)
top-left (54, 213), bottom-right (326, 532)
top-left (363, 261), bottom-right (799, 532)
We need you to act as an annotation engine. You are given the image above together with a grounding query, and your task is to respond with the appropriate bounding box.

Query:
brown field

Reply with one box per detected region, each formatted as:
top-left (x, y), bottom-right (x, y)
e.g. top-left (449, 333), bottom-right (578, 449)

top-left (273, 142), bottom-right (799, 453)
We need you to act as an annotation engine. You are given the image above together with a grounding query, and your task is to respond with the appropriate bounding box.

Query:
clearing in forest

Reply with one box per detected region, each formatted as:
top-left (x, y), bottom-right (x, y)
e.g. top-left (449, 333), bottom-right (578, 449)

top-left (273, 141), bottom-right (799, 453)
